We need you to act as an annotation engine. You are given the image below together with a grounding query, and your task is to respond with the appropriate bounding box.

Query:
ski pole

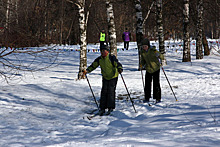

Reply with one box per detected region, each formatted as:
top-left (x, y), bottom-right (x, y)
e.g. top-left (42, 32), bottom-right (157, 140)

top-left (120, 73), bottom-right (137, 113)
top-left (85, 74), bottom-right (99, 109)
top-left (157, 58), bottom-right (178, 101)
top-left (141, 69), bottom-right (147, 102)
top-left (141, 69), bottom-right (145, 93)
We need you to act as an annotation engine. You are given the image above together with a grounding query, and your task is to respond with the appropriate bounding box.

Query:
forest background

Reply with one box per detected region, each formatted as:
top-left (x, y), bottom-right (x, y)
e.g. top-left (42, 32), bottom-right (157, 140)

top-left (0, 0), bottom-right (219, 48)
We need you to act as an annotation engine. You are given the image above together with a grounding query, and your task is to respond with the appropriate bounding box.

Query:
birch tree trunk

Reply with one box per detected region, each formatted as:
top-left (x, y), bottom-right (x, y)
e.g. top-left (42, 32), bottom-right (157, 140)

top-left (202, 0), bottom-right (210, 56)
top-left (44, 0), bottom-right (48, 42)
top-left (5, 0), bottom-right (11, 47)
top-left (217, 20), bottom-right (220, 39)
top-left (5, 0), bottom-right (10, 30)
top-left (15, 0), bottom-right (18, 25)
top-left (203, 32), bottom-right (210, 56)
top-left (135, 0), bottom-right (143, 70)
top-left (196, 0), bottom-right (203, 59)
top-left (106, 0), bottom-right (117, 57)
top-left (60, 0), bottom-right (64, 45)
top-left (182, 0), bottom-right (191, 62)
top-left (156, 0), bottom-right (166, 65)
top-left (76, 0), bottom-right (87, 79)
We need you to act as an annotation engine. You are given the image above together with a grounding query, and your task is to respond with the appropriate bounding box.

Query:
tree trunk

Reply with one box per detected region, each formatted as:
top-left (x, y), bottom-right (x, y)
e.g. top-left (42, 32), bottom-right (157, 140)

top-left (196, 0), bottom-right (203, 59)
top-left (106, 0), bottom-right (117, 57)
top-left (203, 32), bottom-right (210, 56)
top-left (5, 0), bottom-right (11, 47)
top-left (6, 0), bottom-right (10, 30)
top-left (77, 0), bottom-right (87, 79)
top-left (135, 0), bottom-right (143, 70)
top-left (15, 0), bottom-right (18, 25)
top-left (156, 0), bottom-right (166, 65)
top-left (44, 0), bottom-right (48, 43)
top-left (182, 0), bottom-right (191, 62)
top-left (60, 0), bottom-right (64, 45)
top-left (217, 20), bottom-right (220, 39)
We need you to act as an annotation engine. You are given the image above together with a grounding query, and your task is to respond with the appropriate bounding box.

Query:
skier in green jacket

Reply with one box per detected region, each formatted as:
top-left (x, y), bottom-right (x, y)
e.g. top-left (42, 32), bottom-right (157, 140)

top-left (83, 45), bottom-right (123, 116)
top-left (141, 38), bottom-right (164, 103)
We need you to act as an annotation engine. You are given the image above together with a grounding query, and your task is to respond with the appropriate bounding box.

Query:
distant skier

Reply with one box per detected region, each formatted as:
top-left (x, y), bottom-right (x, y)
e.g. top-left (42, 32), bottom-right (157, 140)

top-left (140, 38), bottom-right (164, 103)
top-left (99, 29), bottom-right (108, 48)
top-left (122, 28), bottom-right (131, 50)
top-left (83, 45), bottom-right (123, 116)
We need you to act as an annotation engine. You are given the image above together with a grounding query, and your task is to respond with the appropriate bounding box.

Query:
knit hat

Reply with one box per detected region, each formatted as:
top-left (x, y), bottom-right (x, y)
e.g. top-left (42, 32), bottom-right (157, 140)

top-left (141, 38), bottom-right (150, 47)
top-left (100, 45), bottom-right (110, 51)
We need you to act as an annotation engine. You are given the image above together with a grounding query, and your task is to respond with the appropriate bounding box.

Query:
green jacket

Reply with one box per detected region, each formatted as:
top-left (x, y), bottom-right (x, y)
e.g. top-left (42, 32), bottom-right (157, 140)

top-left (141, 46), bottom-right (164, 73)
top-left (87, 53), bottom-right (123, 80)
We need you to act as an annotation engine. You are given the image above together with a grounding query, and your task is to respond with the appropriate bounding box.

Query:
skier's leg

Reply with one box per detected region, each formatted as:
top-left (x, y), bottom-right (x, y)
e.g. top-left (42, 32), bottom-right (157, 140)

top-left (100, 78), bottom-right (108, 111)
top-left (107, 77), bottom-right (118, 110)
top-left (145, 71), bottom-right (152, 101)
top-left (153, 70), bottom-right (161, 102)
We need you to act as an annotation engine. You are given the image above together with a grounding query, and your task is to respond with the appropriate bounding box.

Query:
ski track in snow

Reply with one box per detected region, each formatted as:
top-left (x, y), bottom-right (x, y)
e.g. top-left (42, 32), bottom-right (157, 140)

top-left (0, 40), bottom-right (220, 147)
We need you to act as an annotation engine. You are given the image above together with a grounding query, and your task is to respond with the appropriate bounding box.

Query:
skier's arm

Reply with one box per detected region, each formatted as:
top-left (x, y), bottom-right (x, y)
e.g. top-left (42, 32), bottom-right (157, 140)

top-left (141, 52), bottom-right (146, 69)
top-left (86, 57), bottom-right (100, 73)
top-left (155, 51), bottom-right (165, 66)
top-left (112, 55), bottom-right (123, 73)
top-left (117, 61), bottom-right (123, 73)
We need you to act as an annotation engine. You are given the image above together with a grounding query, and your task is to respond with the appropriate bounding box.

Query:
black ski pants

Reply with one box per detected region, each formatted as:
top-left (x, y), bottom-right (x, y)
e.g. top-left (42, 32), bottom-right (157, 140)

top-left (100, 41), bottom-right (107, 48)
top-left (124, 41), bottom-right (129, 50)
top-left (145, 69), bottom-right (161, 101)
top-left (100, 77), bottom-right (118, 110)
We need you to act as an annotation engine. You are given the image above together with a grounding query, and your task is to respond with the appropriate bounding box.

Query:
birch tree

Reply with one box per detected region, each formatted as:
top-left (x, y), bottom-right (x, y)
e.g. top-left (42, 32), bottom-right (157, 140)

top-left (75, 0), bottom-right (87, 79)
top-left (196, 0), bottom-right (203, 59)
top-left (60, 0), bottom-right (64, 45)
top-left (5, 0), bottom-right (10, 30)
top-left (203, 32), bottom-right (210, 56)
top-left (182, 0), bottom-right (191, 62)
top-left (106, 0), bottom-right (117, 57)
top-left (156, 0), bottom-right (166, 65)
top-left (4, 0), bottom-right (11, 46)
top-left (202, 1), bottom-right (210, 56)
top-left (134, 0), bottom-right (143, 70)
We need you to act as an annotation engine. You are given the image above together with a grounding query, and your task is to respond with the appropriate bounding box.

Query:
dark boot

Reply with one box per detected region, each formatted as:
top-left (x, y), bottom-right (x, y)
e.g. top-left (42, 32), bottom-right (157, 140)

top-left (106, 108), bottom-right (113, 115)
top-left (143, 99), bottom-right (149, 103)
top-left (98, 109), bottom-right (105, 116)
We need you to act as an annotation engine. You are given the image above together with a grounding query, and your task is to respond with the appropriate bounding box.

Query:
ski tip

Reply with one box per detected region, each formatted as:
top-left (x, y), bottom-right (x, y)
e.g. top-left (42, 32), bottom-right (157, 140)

top-left (87, 116), bottom-right (92, 120)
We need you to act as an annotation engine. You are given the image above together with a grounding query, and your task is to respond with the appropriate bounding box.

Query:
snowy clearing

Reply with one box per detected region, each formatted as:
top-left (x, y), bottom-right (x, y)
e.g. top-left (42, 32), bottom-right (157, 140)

top-left (0, 40), bottom-right (220, 147)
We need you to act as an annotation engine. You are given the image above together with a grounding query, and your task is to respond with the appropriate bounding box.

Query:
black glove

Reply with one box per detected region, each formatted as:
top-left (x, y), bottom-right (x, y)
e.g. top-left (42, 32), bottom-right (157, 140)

top-left (118, 68), bottom-right (123, 74)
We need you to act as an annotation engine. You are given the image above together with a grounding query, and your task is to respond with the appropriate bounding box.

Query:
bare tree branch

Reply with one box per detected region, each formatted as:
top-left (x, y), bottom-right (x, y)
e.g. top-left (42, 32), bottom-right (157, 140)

top-left (0, 46), bottom-right (60, 83)
top-left (143, 1), bottom-right (155, 26)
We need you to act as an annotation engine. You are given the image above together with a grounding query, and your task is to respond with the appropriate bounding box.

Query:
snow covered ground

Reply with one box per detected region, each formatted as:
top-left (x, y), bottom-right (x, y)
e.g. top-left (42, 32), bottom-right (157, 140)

top-left (0, 40), bottom-right (220, 147)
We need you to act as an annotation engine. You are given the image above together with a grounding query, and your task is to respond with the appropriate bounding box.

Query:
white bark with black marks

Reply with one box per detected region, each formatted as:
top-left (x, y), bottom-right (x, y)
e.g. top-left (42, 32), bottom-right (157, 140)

top-left (135, 0), bottom-right (143, 70)
top-left (76, 0), bottom-right (87, 79)
top-left (196, 0), bottom-right (203, 59)
top-left (106, 0), bottom-right (117, 57)
top-left (156, 0), bottom-right (166, 65)
top-left (183, 0), bottom-right (191, 62)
